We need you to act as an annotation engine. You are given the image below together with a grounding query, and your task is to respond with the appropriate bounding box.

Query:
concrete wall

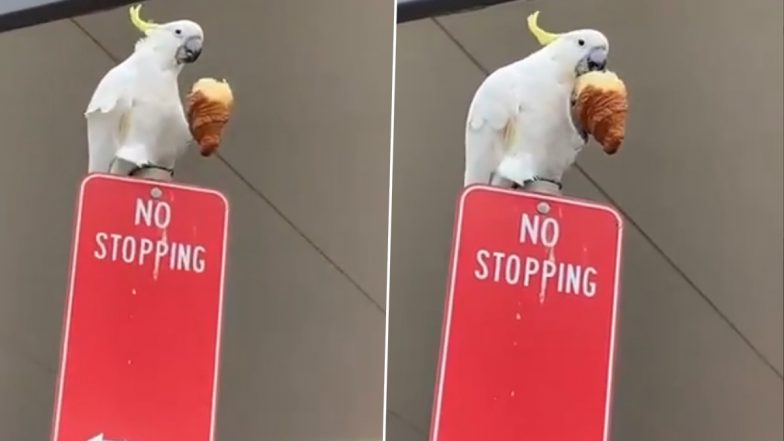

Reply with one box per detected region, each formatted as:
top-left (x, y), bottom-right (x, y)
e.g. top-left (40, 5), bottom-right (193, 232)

top-left (0, 1), bottom-right (392, 439)
top-left (388, 0), bottom-right (783, 439)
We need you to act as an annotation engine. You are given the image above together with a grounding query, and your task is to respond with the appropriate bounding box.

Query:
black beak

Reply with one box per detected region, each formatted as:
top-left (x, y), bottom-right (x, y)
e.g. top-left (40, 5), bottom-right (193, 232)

top-left (180, 37), bottom-right (203, 64)
top-left (184, 49), bottom-right (201, 63)
top-left (587, 48), bottom-right (607, 71)
top-left (588, 59), bottom-right (607, 71)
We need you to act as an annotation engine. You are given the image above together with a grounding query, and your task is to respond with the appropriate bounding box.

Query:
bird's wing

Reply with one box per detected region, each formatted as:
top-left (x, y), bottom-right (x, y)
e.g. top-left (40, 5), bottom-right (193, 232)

top-left (171, 98), bottom-right (193, 147)
top-left (132, 99), bottom-right (193, 169)
top-left (85, 65), bottom-right (135, 173)
top-left (464, 68), bottom-right (522, 186)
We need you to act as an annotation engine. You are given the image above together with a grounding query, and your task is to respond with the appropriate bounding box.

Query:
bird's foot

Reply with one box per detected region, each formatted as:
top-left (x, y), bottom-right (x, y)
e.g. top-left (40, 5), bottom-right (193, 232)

top-left (129, 163), bottom-right (175, 181)
top-left (520, 177), bottom-right (563, 196)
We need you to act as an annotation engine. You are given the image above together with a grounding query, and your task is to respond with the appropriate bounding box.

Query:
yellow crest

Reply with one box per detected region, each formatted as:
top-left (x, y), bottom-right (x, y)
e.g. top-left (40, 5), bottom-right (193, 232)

top-left (129, 4), bottom-right (156, 35)
top-left (526, 11), bottom-right (560, 46)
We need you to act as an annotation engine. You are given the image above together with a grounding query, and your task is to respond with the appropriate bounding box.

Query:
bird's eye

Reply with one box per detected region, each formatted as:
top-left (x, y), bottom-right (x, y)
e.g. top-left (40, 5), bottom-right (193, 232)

top-left (175, 29), bottom-right (182, 35)
top-left (578, 39), bottom-right (585, 46)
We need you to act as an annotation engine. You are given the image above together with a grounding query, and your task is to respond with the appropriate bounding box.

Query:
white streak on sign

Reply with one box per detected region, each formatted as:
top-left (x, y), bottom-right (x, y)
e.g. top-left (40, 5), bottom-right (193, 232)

top-left (92, 198), bottom-right (207, 278)
top-left (153, 229), bottom-right (167, 281)
top-left (539, 245), bottom-right (556, 304)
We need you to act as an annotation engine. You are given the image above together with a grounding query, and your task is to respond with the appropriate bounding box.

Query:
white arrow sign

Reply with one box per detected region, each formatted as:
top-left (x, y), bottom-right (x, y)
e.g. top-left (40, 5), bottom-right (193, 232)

top-left (88, 434), bottom-right (126, 441)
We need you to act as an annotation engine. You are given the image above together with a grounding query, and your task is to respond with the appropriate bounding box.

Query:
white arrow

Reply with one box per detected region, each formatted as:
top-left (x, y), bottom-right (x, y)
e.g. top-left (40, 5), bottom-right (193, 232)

top-left (88, 434), bottom-right (125, 441)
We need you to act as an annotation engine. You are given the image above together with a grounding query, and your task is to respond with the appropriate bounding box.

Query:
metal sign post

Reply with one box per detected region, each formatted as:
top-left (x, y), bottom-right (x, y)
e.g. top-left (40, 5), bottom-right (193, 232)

top-left (430, 185), bottom-right (623, 441)
top-left (52, 174), bottom-right (229, 441)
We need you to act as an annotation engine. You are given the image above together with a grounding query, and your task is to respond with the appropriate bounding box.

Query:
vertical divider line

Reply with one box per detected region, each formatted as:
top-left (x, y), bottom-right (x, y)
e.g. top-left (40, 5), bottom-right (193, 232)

top-left (383, 2), bottom-right (400, 440)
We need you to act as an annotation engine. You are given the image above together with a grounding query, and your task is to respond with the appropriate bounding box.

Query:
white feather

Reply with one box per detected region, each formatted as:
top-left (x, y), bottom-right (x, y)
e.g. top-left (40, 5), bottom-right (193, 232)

top-left (465, 50), bottom-right (587, 187)
top-left (85, 34), bottom-right (192, 174)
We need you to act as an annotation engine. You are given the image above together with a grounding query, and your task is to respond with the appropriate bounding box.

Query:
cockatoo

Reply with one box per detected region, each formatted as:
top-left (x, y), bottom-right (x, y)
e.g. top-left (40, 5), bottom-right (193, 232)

top-left (465, 11), bottom-right (609, 191)
top-left (86, 5), bottom-right (203, 177)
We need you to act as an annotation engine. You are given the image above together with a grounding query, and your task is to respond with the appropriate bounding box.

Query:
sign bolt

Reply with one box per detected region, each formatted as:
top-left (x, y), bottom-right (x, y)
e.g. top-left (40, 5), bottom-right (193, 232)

top-left (151, 187), bottom-right (162, 199)
top-left (537, 202), bottom-right (550, 215)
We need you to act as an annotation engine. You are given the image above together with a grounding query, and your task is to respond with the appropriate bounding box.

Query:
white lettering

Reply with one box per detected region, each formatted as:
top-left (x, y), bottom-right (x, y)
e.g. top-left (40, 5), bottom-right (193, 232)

top-left (541, 260), bottom-right (557, 288)
top-left (557, 262), bottom-right (566, 292)
top-left (138, 238), bottom-right (154, 265)
top-left (176, 244), bottom-right (192, 271)
top-left (110, 234), bottom-right (122, 261)
top-left (91, 231), bottom-right (210, 275)
top-left (566, 265), bottom-right (581, 294)
top-left (520, 214), bottom-right (540, 245)
top-left (523, 257), bottom-right (540, 286)
top-left (135, 199), bottom-right (153, 226)
top-left (135, 199), bottom-right (172, 228)
top-left (193, 246), bottom-right (206, 273)
top-left (121, 236), bottom-right (136, 263)
top-left (472, 252), bottom-right (601, 299)
top-left (156, 240), bottom-right (169, 269)
top-left (505, 255), bottom-right (521, 284)
top-left (94, 232), bottom-right (108, 259)
top-left (474, 249), bottom-right (490, 280)
top-left (92, 200), bottom-right (208, 275)
top-left (491, 252), bottom-right (505, 282)
top-left (541, 218), bottom-right (559, 247)
top-left (154, 202), bottom-right (171, 228)
top-left (474, 213), bottom-right (598, 299)
top-left (169, 241), bottom-right (177, 268)
top-left (520, 214), bottom-right (561, 247)
top-left (583, 267), bottom-right (597, 297)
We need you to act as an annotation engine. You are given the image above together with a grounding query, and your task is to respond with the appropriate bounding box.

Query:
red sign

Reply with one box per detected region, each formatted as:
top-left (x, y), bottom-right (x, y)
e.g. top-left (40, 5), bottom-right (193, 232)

top-left (52, 174), bottom-right (229, 441)
top-left (430, 185), bottom-right (623, 441)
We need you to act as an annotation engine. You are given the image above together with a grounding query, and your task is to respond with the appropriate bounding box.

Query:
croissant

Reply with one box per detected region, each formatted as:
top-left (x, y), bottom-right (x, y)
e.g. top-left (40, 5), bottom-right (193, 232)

top-left (186, 78), bottom-right (234, 157)
top-left (573, 71), bottom-right (628, 155)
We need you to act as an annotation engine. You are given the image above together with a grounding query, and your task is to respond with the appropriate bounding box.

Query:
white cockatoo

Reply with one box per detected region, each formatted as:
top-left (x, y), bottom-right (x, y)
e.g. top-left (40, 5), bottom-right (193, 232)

top-left (86, 5), bottom-right (203, 177)
top-left (465, 11), bottom-right (609, 191)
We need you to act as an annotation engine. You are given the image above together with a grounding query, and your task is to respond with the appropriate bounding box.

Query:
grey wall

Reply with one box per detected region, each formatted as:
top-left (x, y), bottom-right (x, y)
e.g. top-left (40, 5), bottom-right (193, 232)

top-left (0, 1), bottom-right (392, 440)
top-left (388, 0), bottom-right (783, 439)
